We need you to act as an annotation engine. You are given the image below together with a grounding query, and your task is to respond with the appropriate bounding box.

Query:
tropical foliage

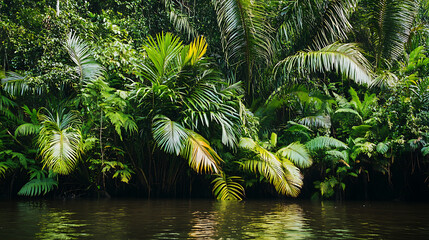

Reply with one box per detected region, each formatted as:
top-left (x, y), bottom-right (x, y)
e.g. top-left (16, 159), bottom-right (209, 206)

top-left (0, 0), bottom-right (428, 201)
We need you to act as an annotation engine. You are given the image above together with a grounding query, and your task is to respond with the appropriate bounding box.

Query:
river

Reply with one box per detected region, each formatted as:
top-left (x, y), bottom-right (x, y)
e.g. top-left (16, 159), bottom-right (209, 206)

top-left (0, 199), bottom-right (428, 239)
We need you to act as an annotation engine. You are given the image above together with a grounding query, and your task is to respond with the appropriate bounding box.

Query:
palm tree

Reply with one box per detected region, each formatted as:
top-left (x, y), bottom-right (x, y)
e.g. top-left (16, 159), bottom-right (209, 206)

top-left (274, 0), bottom-right (373, 88)
top-left (129, 32), bottom-right (244, 198)
top-left (354, 0), bottom-right (420, 87)
top-left (357, 0), bottom-right (419, 69)
top-left (163, 0), bottom-right (373, 103)
top-left (163, 0), bottom-right (273, 99)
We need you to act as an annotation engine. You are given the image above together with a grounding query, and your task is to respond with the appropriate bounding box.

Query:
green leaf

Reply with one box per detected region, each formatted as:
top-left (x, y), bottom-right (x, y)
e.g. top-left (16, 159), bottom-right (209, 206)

top-left (212, 0), bottom-right (273, 95)
top-left (211, 173), bottom-right (245, 200)
top-left (421, 146), bottom-right (429, 156)
top-left (276, 142), bottom-right (312, 168)
top-left (270, 132), bottom-right (277, 147)
top-left (276, 43), bottom-right (372, 85)
top-left (17, 177), bottom-right (58, 197)
top-left (376, 142), bottom-right (389, 154)
top-left (306, 136), bottom-right (348, 151)
top-left (152, 115), bottom-right (188, 156)
top-left (38, 109), bottom-right (83, 175)
top-left (64, 31), bottom-right (105, 83)
top-left (334, 108), bottom-right (363, 122)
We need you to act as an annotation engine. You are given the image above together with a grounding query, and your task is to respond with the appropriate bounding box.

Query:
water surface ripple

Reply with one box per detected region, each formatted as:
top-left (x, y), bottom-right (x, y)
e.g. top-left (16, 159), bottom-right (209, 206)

top-left (0, 200), bottom-right (427, 239)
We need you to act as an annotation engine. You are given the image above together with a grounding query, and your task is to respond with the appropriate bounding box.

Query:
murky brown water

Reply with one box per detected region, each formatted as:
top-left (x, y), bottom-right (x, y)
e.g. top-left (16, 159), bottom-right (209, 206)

top-left (0, 199), bottom-right (428, 239)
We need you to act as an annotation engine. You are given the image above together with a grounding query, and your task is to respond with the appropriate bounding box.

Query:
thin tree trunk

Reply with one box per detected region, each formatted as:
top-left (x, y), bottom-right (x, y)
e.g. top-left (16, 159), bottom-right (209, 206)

top-left (56, 0), bottom-right (60, 17)
top-left (100, 110), bottom-right (105, 189)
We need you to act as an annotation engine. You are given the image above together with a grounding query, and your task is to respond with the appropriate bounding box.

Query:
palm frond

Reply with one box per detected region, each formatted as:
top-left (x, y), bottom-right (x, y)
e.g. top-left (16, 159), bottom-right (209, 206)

top-left (286, 121), bottom-right (313, 132)
top-left (276, 43), bottom-right (372, 85)
top-left (325, 149), bottom-right (349, 163)
top-left (280, 159), bottom-right (304, 197)
top-left (0, 95), bottom-right (16, 120)
top-left (278, 0), bottom-right (357, 51)
top-left (276, 142), bottom-right (312, 168)
top-left (239, 137), bottom-right (305, 197)
top-left (239, 138), bottom-right (280, 165)
top-left (211, 173), bottom-right (245, 200)
top-left (64, 31), bottom-right (104, 83)
top-left (310, 0), bottom-right (357, 49)
top-left (365, 0), bottom-right (419, 67)
top-left (152, 115), bottom-right (188, 156)
top-left (185, 36), bottom-right (208, 65)
top-left (370, 70), bottom-right (399, 88)
top-left (0, 159), bottom-right (16, 177)
top-left (334, 108), bottom-right (363, 122)
top-left (213, 0), bottom-right (273, 65)
top-left (306, 136), bottom-right (348, 151)
top-left (1, 72), bottom-right (45, 96)
top-left (141, 32), bottom-right (184, 83)
top-left (163, 0), bottom-right (198, 40)
top-left (298, 115), bottom-right (331, 129)
top-left (15, 123), bottom-right (40, 137)
top-left (242, 158), bottom-right (295, 196)
top-left (212, 0), bottom-right (273, 95)
top-left (181, 130), bottom-right (221, 174)
top-left (38, 109), bottom-right (83, 175)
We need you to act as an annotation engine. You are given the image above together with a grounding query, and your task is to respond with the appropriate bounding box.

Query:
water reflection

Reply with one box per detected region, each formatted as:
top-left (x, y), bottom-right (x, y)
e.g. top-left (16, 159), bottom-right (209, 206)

top-left (244, 204), bottom-right (312, 239)
top-left (15, 201), bottom-right (130, 240)
top-left (188, 201), bottom-right (313, 239)
top-left (36, 211), bottom-right (90, 239)
top-left (0, 200), bottom-right (427, 239)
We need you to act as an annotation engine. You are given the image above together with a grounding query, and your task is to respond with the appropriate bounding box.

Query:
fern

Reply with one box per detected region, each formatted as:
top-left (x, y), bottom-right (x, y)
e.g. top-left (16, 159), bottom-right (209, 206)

top-left (325, 150), bottom-right (350, 163)
top-left (15, 123), bottom-right (40, 137)
top-left (0, 160), bottom-right (16, 177)
top-left (334, 108), bottom-right (363, 122)
top-left (17, 177), bottom-right (58, 196)
top-left (376, 142), bottom-right (389, 154)
top-left (306, 136), bottom-right (348, 151)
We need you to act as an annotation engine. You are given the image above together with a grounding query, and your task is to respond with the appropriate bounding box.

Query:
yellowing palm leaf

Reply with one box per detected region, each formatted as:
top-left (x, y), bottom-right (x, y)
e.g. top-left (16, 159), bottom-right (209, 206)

top-left (239, 137), bottom-right (306, 197)
top-left (181, 130), bottom-right (222, 174)
top-left (185, 36), bottom-right (208, 65)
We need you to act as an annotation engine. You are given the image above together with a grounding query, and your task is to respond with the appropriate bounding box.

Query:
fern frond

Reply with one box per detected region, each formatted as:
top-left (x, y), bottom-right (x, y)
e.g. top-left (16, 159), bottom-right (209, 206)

top-left (306, 136), bottom-right (348, 151)
top-left (17, 177), bottom-right (58, 196)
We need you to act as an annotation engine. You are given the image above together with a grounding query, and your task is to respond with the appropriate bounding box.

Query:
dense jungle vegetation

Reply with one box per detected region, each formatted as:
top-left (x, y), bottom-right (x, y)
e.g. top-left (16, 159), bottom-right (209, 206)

top-left (1, 0), bottom-right (429, 201)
